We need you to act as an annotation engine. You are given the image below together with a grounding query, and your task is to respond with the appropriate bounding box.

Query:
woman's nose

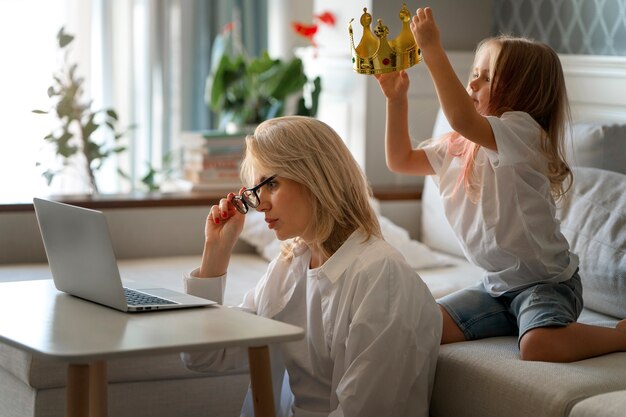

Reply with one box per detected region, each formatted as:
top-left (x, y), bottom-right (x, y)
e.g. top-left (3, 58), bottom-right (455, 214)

top-left (255, 191), bottom-right (269, 212)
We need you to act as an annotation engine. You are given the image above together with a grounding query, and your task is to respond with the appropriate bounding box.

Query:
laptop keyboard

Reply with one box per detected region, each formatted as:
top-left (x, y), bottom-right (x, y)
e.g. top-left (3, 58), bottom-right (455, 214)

top-left (124, 287), bottom-right (177, 306)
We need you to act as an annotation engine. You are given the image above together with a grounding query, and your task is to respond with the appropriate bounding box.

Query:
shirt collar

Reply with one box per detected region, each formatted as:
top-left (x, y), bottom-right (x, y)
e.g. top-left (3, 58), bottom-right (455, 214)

top-left (318, 231), bottom-right (372, 284)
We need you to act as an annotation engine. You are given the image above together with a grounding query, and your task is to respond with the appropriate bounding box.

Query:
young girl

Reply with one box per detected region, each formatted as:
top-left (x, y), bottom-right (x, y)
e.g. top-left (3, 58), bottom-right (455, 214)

top-left (181, 116), bottom-right (442, 417)
top-left (376, 7), bottom-right (626, 363)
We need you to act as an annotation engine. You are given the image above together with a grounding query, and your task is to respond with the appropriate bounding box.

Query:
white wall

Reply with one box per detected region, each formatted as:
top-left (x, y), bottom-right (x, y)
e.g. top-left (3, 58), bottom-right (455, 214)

top-left (267, 0), bottom-right (314, 59)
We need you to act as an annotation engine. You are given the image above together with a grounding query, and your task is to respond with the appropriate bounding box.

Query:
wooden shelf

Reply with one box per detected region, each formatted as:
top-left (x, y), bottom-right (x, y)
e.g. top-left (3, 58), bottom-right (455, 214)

top-left (1, 185), bottom-right (421, 213)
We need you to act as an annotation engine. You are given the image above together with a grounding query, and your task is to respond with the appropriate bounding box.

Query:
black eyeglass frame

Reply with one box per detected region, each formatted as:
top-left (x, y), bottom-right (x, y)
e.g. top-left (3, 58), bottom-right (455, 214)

top-left (232, 174), bottom-right (277, 214)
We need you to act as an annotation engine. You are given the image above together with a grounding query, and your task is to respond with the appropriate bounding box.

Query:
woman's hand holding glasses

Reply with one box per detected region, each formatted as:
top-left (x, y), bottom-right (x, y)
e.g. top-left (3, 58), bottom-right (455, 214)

top-left (199, 176), bottom-right (276, 277)
top-left (205, 190), bottom-right (246, 246)
top-left (198, 190), bottom-right (246, 277)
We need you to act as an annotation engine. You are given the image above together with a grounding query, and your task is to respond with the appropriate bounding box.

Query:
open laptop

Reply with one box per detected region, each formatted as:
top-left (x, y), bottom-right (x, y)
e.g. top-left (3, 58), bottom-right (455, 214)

top-left (33, 197), bottom-right (216, 312)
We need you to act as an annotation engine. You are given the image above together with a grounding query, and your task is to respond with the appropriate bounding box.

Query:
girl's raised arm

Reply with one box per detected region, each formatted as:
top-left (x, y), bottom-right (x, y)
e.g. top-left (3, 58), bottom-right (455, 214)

top-left (412, 7), bottom-right (496, 151)
top-left (375, 71), bottom-right (435, 176)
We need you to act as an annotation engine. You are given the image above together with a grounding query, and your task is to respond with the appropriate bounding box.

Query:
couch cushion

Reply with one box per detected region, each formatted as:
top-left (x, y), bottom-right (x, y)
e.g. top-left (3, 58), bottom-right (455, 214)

top-left (557, 167), bottom-right (626, 319)
top-left (417, 254), bottom-right (483, 299)
top-left (565, 122), bottom-right (626, 175)
top-left (569, 390), bottom-right (626, 417)
top-left (431, 332), bottom-right (626, 417)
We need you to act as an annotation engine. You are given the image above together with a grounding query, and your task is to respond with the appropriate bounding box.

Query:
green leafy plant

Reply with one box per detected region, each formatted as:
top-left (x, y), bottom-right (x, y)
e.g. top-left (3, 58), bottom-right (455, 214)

top-left (205, 24), bottom-right (321, 130)
top-left (33, 27), bottom-right (130, 194)
top-left (120, 151), bottom-right (177, 193)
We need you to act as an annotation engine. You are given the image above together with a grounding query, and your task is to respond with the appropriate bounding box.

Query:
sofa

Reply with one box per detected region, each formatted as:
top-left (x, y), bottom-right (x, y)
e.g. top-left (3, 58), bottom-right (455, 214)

top-left (0, 120), bottom-right (625, 417)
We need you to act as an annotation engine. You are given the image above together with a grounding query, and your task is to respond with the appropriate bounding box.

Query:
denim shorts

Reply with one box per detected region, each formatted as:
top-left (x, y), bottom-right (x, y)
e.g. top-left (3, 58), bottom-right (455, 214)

top-left (438, 271), bottom-right (583, 344)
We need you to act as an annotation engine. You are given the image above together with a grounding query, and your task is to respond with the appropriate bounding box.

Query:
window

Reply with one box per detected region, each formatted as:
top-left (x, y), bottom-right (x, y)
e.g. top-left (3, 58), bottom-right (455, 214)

top-left (0, 0), bottom-right (267, 201)
top-left (0, 0), bottom-right (71, 201)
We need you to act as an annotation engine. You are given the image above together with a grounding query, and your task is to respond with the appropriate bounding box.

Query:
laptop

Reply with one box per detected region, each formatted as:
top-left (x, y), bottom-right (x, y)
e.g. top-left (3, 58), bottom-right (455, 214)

top-left (33, 197), bottom-right (216, 312)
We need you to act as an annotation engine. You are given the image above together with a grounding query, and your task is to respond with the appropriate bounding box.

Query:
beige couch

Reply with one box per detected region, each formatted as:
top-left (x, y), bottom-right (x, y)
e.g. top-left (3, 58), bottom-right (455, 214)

top-left (1, 120), bottom-right (625, 417)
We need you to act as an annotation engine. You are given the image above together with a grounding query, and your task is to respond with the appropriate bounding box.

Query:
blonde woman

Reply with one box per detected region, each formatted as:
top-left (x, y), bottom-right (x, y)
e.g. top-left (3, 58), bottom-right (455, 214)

top-left (182, 116), bottom-right (442, 417)
top-left (376, 7), bottom-right (626, 362)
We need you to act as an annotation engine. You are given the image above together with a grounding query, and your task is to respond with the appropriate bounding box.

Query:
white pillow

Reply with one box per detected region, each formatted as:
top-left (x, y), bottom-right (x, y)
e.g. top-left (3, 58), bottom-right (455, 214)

top-left (378, 216), bottom-right (451, 269)
top-left (239, 210), bottom-right (450, 270)
top-left (421, 176), bottom-right (465, 258)
top-left (431, 108), bottom-right (453, 138)
top-left (421, 109), bottom-right (465, 257)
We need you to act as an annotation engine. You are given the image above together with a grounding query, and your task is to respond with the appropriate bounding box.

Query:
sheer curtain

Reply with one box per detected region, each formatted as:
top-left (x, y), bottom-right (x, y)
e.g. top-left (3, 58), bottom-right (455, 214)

top-left (0, 0), bottom-right (89, 199)
top-left (105, 0), bottom-right (267, 193)
top-left (0, 0), bottom-right (267, 199)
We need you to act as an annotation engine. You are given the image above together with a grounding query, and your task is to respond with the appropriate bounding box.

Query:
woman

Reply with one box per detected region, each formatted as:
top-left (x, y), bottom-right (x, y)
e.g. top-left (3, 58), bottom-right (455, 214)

top-left (182, 116), bottom-right (441, 417)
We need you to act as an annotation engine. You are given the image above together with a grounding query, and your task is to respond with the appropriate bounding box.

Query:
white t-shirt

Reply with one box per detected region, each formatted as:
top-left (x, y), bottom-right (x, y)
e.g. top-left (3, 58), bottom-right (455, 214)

top-left (182, 231), bottom-right (442, 417)
top-left (422, 111), bottom-right (578, 295)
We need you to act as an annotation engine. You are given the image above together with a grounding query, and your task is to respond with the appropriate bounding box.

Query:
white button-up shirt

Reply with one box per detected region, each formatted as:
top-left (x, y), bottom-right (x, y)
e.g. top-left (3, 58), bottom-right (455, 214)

top-left (182, 231), bottom-right (442, 417)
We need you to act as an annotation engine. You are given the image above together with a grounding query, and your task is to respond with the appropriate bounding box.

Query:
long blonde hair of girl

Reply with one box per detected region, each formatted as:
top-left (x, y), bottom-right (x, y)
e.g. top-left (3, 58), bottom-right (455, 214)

top-left (451, 35), bottom-right (573, 201)
top-left (241, 116), bottom-right (381, 260)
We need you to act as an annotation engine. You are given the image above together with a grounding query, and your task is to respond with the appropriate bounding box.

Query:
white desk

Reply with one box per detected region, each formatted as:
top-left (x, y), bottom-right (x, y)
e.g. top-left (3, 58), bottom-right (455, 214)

top-left (0, 280), bottom-right (303, 417)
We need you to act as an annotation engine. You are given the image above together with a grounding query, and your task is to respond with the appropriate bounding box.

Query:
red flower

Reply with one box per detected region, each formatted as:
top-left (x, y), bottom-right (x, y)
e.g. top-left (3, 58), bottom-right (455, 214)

top-left (222, 22), bottom-right (235, 34)
top-left (291, 11), bottom-right (335, 48)
top-left (292, 22), bottom-right (318, 40)
top-left (315, 11), bottom-right (335, 26)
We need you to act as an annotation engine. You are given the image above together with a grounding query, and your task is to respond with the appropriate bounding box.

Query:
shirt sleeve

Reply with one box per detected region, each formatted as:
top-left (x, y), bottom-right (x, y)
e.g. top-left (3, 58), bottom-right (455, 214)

top-left (183, 268), bottom-right (226, 304)
top-left (486, 111), bottom-right (544, 168)
top-left (331, 258), bottom-right (442, 417)
top-left (420, 136), bottom-right (449, 176)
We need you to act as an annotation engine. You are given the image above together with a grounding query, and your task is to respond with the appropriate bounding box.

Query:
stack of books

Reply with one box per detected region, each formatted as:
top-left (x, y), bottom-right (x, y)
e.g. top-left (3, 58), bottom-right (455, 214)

top-left (179, 130), bottom-right (248, 192)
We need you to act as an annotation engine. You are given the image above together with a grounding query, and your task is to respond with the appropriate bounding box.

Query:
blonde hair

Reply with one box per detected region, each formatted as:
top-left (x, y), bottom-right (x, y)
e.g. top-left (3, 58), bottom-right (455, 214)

top-left (451, 35), bottom-right (573, 200)
top-left (241, 116), bottom-right (381, 259)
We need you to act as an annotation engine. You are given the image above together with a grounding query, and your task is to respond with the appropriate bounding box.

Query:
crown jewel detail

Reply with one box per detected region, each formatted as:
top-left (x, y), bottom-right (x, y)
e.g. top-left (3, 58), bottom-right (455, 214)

top-left (349, 4), bottom-right (421, 75)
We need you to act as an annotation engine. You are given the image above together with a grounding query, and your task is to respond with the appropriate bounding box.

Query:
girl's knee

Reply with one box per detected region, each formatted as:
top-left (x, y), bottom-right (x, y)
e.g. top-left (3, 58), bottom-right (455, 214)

top-left (519, 327), bottom-right (554, 361)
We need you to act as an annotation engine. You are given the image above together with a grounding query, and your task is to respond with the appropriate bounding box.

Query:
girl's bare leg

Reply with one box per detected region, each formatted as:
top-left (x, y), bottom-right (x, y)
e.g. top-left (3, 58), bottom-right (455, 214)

top-left (440, 305), bottom-right (467, 344)
top-left (519, 319), bottom-right (626, 362)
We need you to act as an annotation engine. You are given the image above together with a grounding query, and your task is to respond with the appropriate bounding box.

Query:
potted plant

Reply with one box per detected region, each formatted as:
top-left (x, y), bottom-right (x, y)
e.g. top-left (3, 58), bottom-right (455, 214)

top-left (205, 23), bottom-right (321, 132)
top-left (33, 27), bottom-right (130, 194)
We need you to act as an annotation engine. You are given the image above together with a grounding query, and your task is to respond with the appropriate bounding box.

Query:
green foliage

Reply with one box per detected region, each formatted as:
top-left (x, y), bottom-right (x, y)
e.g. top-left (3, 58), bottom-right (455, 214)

top-left (139, 151), bottom-right (176, 192)
top-left (205, 30), bottom-right (321, 129)
top-left (33, 27), bottom-right (131, 193)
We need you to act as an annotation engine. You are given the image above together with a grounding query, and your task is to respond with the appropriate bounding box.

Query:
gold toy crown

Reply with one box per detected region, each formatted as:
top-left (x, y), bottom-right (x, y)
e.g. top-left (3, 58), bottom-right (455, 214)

top-left (348, 4), bottom-right (421, 75)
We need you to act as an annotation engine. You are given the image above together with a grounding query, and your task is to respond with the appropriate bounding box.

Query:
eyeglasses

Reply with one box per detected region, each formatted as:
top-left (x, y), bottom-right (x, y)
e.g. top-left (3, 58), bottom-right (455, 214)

top-left (232, 175), bottom-right (277, 214)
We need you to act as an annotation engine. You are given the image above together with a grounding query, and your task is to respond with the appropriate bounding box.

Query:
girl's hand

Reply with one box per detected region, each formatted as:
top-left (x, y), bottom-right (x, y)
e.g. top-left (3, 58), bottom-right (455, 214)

top-left (374, 70), bottom-right (410, 102)
top-left (410, 7), bottom-right (441, 54)
top-left (204, 191), bottom-right (245, 249)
